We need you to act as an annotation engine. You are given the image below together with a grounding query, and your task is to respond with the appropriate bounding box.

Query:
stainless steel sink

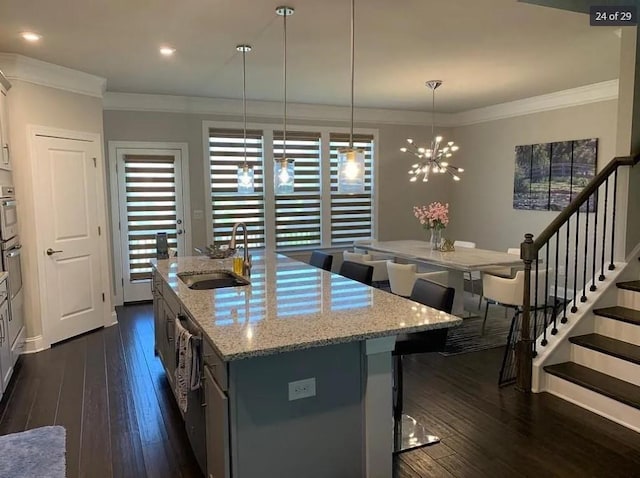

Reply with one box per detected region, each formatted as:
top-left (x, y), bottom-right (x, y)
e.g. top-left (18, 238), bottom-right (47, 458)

top-left (177, 270), bottom-right (250, 290)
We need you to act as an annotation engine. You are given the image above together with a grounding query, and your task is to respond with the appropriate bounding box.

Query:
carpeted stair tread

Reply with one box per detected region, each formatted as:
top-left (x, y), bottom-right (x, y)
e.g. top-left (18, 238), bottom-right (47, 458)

top-left (569, 333), bottom-right (640, 365)
top-left (617, 280), bottom-right (640, 293)
top-left (593, 306), bottom-right (640, 326)
top-left (544, 362), bottom-right (640, 410)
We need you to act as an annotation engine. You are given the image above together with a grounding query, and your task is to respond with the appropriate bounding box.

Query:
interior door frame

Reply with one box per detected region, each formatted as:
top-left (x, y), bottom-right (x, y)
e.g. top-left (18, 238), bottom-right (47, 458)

top-left (108, 141), bottom-right (191, 306)
top-left (29, 125), bottom-right (115, 350)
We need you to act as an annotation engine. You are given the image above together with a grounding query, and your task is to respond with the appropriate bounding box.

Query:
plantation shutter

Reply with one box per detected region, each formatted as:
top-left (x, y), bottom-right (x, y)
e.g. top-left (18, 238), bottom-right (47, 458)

top-left (124, 154), bottom-right (179, 282)
top-left (329, 133), bottom-right (374, 245)
top-left (274, 131), bottom-right (322, 249)
top-left (209, 128), bottom-right (265, 248)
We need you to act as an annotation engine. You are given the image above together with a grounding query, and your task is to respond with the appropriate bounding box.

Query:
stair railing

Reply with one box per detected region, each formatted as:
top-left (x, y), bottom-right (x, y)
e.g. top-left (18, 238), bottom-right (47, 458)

top-left (499, 154), bottom-right (639, 389)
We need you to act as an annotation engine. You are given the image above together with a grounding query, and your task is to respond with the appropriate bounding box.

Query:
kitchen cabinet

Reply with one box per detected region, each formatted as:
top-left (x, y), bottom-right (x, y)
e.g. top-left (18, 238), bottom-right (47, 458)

top-left (204, 364), bottom-right (230, 478)
top-left (0, 74), bottom-right (11, 171)
top-left (0, 280), bottom-right (12, 393)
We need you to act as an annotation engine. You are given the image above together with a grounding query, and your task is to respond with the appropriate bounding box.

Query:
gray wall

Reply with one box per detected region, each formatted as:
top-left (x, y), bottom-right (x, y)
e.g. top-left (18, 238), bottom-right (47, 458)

top-left (446, 100), bottom-right (619, 251)
top-left (103, 110), bottom-right (454, 249)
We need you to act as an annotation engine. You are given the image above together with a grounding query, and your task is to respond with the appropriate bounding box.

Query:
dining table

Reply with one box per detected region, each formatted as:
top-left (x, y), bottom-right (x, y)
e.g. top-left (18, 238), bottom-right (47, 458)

top-left (354, 239), bottom-right (524, 316)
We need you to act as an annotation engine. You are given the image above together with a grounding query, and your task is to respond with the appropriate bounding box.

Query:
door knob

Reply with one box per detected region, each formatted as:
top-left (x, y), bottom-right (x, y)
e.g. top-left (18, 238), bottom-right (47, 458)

top-left (46, 248), bottom-right (63, 256)
top-left (177, 229), bottom-right (183, 235)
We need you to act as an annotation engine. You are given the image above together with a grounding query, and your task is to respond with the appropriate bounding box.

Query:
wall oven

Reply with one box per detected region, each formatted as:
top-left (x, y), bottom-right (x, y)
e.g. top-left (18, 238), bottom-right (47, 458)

top-left (0, 186), bottom-right (17, 242)
top-left (0, 186), bottom-right (23, 348)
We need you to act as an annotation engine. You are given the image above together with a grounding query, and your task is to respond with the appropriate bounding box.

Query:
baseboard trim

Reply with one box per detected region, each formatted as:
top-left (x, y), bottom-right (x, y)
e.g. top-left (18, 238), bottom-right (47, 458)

top-left (22, 334), bottom-right (49, 354)
top-left (106, 310), bottom-right (118, 327)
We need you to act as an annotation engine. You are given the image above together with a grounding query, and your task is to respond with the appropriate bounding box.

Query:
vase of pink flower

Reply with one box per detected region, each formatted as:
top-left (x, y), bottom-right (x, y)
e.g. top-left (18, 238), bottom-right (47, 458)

top-left (413, 202), bottom-right (449, 249)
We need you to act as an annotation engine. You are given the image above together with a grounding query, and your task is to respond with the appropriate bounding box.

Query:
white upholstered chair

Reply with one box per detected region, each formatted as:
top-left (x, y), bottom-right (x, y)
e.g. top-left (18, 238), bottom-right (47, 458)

top-left (453, 240), bottom-right (478, 296)
top-left (343, 251), bottom-right (389, 284)
top-left (481, 269), bottom-right (549, 332)
top-left (386, 261), bottom-right (449, 297)
top-left (478, 247), bottom-right (521, 308)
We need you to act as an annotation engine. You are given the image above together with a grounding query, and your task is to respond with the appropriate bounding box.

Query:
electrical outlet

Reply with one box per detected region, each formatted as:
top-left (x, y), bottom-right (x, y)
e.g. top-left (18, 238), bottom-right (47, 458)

top-left (288, 377), bottom-right (316, 401)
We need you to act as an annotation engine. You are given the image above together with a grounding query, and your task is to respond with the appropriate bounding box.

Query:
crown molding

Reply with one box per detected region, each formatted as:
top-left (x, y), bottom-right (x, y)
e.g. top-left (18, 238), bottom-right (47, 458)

top-left (452, 79), bottom-right (619, 126)
top-left (0, 53), bottom-right (106, 98)
top-left (102, 92), bottom-right (451, 126)
top-left (104, 79), bottom-right (618, 127)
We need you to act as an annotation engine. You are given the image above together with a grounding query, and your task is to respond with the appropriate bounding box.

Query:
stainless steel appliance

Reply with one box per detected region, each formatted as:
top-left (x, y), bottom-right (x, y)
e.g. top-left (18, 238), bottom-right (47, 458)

top-left (0, 186), bottom-right (23, 349)
top-left (0, 186), bottom-right (17, 241)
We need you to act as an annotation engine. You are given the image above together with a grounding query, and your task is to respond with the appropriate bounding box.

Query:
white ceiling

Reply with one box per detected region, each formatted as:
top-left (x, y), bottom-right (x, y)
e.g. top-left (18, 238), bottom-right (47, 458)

top-left (0, 0), bottom-right (621, 113)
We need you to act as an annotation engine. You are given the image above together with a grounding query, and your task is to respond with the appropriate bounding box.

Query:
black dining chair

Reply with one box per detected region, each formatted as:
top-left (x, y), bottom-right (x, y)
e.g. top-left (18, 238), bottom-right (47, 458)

top-left (339, 260), bottom-right (374, 286)
top-left (393, 278), bottom-right (455, 453)
top-left (309, 251), bottom-right (333, 272)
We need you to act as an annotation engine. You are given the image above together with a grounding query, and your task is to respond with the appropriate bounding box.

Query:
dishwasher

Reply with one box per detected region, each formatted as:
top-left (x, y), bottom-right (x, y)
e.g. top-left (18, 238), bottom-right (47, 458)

top-left (176, 314), bottom-right (206, 474)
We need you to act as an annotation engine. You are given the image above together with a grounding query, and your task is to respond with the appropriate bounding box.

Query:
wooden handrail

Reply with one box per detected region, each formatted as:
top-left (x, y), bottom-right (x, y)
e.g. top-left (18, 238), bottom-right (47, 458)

top-left (533, 155), bottom-right (639, 250)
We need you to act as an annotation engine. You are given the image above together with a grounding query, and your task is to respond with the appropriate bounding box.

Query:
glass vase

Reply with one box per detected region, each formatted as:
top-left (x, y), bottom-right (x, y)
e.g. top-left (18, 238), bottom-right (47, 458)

top-left (429, 228), bottom-right (443, 250)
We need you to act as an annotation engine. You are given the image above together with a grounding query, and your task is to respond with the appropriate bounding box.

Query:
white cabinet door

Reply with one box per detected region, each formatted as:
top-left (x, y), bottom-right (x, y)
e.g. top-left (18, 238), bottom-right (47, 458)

top-left (0, 88), bottom-right (10, 171)
top-left (0, 299), bottom-right (12, 392)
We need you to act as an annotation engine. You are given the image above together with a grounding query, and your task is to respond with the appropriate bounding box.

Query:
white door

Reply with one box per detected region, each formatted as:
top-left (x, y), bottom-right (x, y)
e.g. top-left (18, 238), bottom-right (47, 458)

top-left (116, 149), bottom-right (187, 302)
top-left (34, 134), bottom-right (105, 344)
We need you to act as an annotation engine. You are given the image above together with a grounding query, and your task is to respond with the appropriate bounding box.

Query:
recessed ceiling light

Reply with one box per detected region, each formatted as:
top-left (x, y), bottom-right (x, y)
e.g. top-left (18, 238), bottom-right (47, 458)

top-left (21, 32), bottom-right (42, 42)
top-left (159, 46), bottom-right (176, 56)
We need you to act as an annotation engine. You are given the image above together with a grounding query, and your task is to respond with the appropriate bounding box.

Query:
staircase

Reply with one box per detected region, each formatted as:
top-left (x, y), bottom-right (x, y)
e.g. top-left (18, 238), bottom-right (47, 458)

top-left (544, 280), bottom-right (640, 432)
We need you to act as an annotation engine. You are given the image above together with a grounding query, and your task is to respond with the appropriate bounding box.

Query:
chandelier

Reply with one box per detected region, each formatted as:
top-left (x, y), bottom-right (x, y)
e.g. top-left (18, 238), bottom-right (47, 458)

top-left (402, 80), bottom-right (463, 183)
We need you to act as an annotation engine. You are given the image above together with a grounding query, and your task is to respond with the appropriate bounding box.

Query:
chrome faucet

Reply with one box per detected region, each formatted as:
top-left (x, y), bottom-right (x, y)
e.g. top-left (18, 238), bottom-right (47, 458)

top-left (229, 222), bottom-right (252, 277)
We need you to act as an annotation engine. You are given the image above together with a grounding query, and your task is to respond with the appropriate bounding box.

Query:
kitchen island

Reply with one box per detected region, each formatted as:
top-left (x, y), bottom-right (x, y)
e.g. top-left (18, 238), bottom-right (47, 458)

top-left (151, 253), bottom-right (461, 478)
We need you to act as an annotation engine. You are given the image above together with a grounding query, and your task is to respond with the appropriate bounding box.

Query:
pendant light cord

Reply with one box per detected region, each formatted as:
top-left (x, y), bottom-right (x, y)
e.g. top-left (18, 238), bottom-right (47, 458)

top-left (349, 0), bottom-right (355, 149)
top-left (283, 10), bottom-right (288, 159)
top-left (242, 48), bottom-right (248, 167)
top-left (431, 86), bottom-right (435, 139)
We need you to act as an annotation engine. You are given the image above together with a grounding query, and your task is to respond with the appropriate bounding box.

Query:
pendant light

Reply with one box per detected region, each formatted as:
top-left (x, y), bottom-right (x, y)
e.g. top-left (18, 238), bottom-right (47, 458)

top-left (236, 44), bottom-right (255, 194)
top-left (337, 0), bottom-right (365, 194)
top-left (274, 6), bottom-right (295, 194)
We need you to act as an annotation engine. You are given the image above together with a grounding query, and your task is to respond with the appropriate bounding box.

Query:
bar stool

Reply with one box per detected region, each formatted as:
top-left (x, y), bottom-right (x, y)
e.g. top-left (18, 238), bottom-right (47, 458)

top-left (393, 278), bottom-right (455, 453)
top-left (309, 251), bottom-right (333, 271)
top-left (339, 260), bottom-right (374, 286)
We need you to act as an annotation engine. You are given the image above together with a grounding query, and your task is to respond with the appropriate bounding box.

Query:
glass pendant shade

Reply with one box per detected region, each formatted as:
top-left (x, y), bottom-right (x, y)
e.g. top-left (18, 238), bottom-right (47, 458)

top-left (236, 43), bottom-right (254, 194)
top-left (237, 164), bottom-right (255, 194)
top-left (274, 158), bottom-right (294, 194)
top-left (337, 148), bottom-right (365, 194)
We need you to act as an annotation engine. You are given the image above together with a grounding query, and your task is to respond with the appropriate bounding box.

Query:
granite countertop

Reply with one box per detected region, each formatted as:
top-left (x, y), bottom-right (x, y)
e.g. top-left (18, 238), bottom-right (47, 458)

top-left (151, 253), bottom-right (462, 361)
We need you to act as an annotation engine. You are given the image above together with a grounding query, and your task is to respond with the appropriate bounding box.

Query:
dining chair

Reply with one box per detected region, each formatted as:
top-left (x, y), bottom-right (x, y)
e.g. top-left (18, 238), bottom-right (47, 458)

top-left (481, 268), bottom-right (549, 333)
top-left (386, 261), bottom-right (448, 297)
top-left (309, 250), bottom-right (333, 272)
top-left (338, 260), bottom-right (374, 286)
top-left (453, 240), bottom-right (478, 296)
top-left (393, 279), bottom-right (455, 453)
top-left (343, 251), bottom-right (389, 286)
top-left (478, 247), bottom-right (521, 308)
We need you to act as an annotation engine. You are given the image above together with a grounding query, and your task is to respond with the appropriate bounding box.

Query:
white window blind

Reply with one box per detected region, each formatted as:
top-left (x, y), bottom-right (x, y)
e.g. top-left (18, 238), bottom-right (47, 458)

top-left (329, 133), bottom-right (374, 245)
top-left (124, 154), bottom-right (178, 282)
top-left (209, 128), bottom-right (265, 248)
top-left (274, 131), bottom-right (322, 249)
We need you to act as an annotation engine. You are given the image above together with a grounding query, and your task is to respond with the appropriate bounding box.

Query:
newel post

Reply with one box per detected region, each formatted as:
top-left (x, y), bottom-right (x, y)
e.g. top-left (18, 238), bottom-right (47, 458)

top-left (516, 233), bottom-right (535, 393)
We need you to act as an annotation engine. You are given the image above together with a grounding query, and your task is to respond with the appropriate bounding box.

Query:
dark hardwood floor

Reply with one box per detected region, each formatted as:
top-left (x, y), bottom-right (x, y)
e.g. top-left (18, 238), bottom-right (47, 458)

top-left (1, 304), bottom-right (640, 478)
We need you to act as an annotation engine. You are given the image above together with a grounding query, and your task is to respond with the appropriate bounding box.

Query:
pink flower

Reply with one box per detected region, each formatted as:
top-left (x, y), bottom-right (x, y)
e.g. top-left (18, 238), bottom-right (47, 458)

top-left (413, 201), bottom-right (449, 230)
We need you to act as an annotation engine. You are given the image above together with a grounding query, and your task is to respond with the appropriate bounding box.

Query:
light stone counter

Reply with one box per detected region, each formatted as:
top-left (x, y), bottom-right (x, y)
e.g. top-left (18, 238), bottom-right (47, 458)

top-left (151, 253), bottom-right (461, 362)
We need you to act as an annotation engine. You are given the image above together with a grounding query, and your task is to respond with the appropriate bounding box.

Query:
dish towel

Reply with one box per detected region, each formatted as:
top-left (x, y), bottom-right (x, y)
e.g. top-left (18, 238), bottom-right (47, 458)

top-left (174, 318), bottom-right (201, 413)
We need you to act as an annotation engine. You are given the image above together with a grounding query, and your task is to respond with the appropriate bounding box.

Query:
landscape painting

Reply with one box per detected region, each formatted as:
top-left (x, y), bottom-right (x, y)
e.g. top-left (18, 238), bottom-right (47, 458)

top-left (513, 138), bottom-right (597, 211)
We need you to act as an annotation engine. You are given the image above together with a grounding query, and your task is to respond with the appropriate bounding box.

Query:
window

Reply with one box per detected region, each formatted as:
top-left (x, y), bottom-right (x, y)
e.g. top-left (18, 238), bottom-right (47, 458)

top-left (330, 133), bottom-right (374, 246)
top-left (274, 131), bottom-right (322, 249)
top-left (209, 129), bottom-right (265, 247)
top-left (207, 125), bottom-right (376, 251)
top-left (124, 154), bottom-right (179, 281)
